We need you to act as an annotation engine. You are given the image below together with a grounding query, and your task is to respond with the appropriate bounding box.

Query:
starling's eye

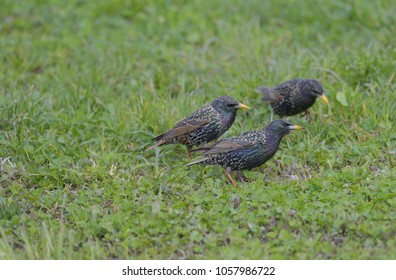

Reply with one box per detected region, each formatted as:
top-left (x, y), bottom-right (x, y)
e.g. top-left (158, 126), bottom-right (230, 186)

top-left (227, 103), bottom-right (238, 107)
top-left (312, 90), bottom-right (321, 95)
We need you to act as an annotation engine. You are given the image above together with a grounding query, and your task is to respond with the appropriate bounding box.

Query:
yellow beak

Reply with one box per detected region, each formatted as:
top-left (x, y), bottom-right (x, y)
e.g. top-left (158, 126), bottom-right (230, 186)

top-left (320, 94), bottom-right (329, 106)
top-left (289, 125), bottom-right (303, 130)
top-left (236, 103), bottom-right (251, 110)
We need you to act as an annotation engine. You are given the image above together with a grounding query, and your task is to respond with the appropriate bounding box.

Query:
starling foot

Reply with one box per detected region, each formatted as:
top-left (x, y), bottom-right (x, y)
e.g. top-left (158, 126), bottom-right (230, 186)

top-left (301, 110), bottom-right (312, 121)
top-left (225, 170), bottom-right (237, 187)
top-left (236, 171), bottom-right (251, 182)
top-left (186, 146), bottom-right (192, 159)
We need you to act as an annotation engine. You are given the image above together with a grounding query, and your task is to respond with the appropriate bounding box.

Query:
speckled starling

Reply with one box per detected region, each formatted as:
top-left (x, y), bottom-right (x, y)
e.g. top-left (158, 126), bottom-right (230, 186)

top-left (186, 119), bottom-right (302, 187)
top-left (146, 96), bottom-right (251, 159)
top-left (257, 78), bottom-right (329, 119)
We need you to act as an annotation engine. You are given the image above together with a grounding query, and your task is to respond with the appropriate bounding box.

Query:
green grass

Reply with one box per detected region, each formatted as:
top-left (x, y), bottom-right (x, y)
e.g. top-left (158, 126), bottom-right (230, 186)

top-left (0, 0), bottom-right (395, 259)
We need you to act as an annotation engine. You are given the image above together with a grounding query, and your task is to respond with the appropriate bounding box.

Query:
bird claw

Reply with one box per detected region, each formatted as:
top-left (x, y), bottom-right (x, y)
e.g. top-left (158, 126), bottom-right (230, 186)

top-left (236, 171), bottom-right (251, 182)
top-left (186, 146), bottom-right (192, 159)
top-left (225, 171), bottom-right (238, 187)
top-left (301, 110), bottom-right (312, 121)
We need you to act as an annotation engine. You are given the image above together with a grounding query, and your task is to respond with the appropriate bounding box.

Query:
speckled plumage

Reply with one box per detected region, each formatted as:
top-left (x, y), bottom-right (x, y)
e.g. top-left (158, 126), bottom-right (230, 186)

top-left (258, 78), bottom-right (328, 118)
top-left (146, 96), bottom-right (250, 158)
top-left (187, 120), bottom-right (302, 186)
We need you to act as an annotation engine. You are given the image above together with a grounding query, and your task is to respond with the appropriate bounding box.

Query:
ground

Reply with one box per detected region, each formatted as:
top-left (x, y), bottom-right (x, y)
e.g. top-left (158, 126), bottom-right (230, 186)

top-left (0, 0), bottom-right (395, 259)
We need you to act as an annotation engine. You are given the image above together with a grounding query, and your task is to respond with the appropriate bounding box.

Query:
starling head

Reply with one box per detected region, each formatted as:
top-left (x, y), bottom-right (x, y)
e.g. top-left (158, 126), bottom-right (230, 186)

top-left (266, 119), bottom-right (303, 138)
top-left (211, 96), bottom-right (251, 114)
top-left (304, 79), bottom-right (329, 106)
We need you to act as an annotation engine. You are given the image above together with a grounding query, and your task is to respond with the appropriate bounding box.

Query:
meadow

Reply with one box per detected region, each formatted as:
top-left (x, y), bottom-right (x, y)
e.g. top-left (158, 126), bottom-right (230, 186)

top-left (0, 0), bottom-right (395, 259)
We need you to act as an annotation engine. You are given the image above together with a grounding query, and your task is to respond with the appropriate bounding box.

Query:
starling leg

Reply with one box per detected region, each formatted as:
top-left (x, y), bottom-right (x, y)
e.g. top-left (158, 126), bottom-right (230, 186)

top-left (225, 169), bottom-right (237, 187)
top-left (236, 170), bottom-right (251, 182)
top-left (302, 110), bottom-right (312, 121)
top-left (186, 146), bottom-right (192, 159)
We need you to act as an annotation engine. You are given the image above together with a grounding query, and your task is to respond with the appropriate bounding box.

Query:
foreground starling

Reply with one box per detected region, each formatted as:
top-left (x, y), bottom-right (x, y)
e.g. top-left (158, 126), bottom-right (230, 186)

top-left (257, 78), bottom-right (329, 119)
top-left (146, 96), bottom-right (250, 158)
top-left (187, 119), bottom-right (302, 187)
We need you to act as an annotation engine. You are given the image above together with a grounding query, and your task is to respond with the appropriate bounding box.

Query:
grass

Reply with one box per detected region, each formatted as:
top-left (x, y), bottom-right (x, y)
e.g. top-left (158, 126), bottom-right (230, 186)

top-left (0, 0), bottom-right (395, 259)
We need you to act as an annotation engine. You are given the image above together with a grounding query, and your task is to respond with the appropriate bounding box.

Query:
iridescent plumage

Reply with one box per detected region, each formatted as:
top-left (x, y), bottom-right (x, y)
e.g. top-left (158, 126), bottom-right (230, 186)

top-left (146, 96), bottom-right (250, 158)
top-left (258, 78), bottom-right (329, 119)
top-left (187, 119), bottom-right (303, 186)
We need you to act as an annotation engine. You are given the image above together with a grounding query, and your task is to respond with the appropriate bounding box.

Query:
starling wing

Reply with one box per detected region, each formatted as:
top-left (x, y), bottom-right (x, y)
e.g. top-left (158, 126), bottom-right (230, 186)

top-left (199, 138), bottom-right (254, 155)
top-left (186, 138), bottom-right (255, 166)
top-left (154, 119), bottom-right (209, 141)
top-left (146, 119), bottom-right (209, 151)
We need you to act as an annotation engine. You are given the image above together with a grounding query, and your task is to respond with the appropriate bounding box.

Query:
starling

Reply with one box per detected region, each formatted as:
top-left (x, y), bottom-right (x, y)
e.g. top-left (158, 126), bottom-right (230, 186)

top-left (146, 96), bottom-right (251, 159)
top-left (257, 78), bottom-right (329, 120)
top-left (187, 119), bottom-right (302, 187)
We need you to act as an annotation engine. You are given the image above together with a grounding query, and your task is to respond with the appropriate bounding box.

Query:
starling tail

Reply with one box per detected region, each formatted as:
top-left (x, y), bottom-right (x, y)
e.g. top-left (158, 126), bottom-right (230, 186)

top-left (145, 140), bottom-right (165, 151)
top-left (257, 86), bottom-right (278, 103)
top-left (257, 86), bottom-right (270, 97)
top-left (185, 157), bottom-right (207, 166)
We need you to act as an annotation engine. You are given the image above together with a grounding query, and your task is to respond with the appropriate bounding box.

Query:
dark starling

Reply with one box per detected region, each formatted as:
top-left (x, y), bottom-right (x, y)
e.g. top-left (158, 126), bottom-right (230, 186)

top-left (187, 119), bottom-right (302, 187)
top-left (257, 78), bottom-right (329, 120)
top-left (146, 96), bottom-right (251, 159)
